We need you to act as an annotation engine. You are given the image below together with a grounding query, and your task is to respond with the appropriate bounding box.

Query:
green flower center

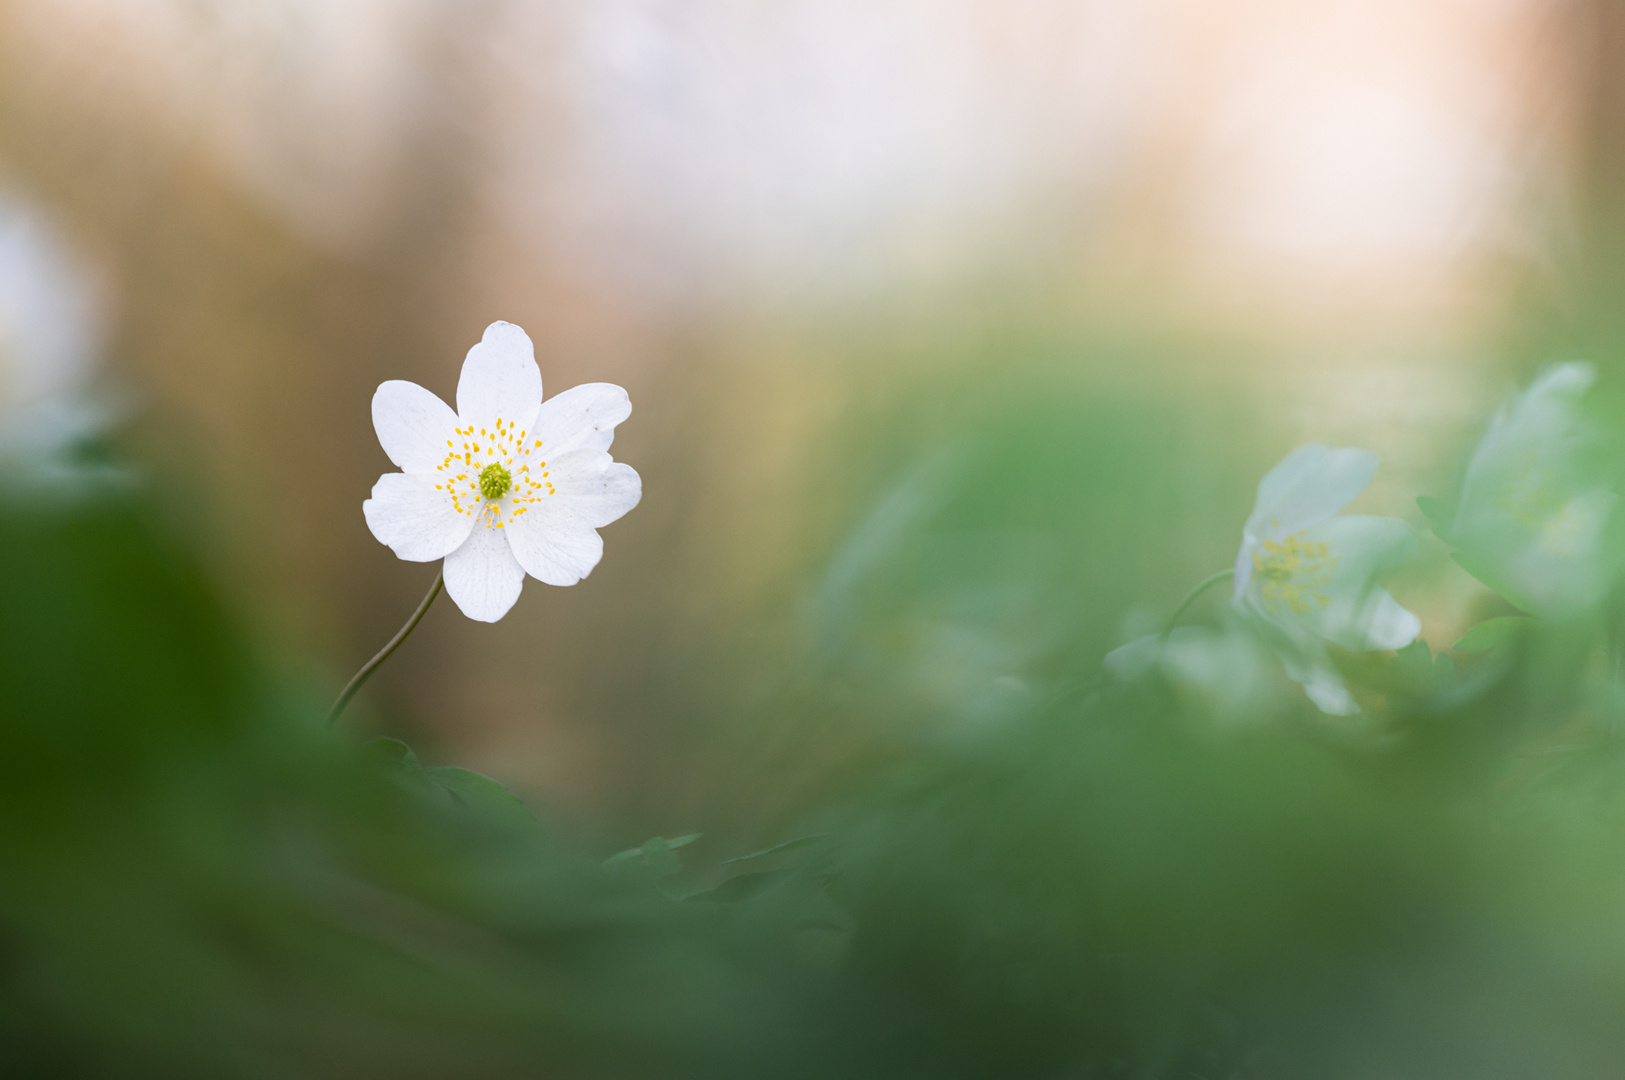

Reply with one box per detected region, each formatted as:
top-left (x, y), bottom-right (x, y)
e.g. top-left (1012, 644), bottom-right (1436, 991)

top-left (479, 462), bottom-right (513, 500)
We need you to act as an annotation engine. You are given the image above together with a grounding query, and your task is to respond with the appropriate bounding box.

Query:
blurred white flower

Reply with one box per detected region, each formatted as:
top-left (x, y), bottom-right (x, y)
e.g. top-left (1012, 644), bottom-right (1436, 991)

top-left (1104, 623), bottom-right (1284, 727)
top-left (364, 321), bottom-right (641, 623)
top-left (1439, 363), bottom-right (1618, 620)
top-left (0, 195), bottom-right (115, 496)
top-left (1233, 444), bottom-right (1420, 714)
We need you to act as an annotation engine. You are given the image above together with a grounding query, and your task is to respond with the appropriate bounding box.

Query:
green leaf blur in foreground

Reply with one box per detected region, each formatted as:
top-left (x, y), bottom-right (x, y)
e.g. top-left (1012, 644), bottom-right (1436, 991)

top-left (1454, 615), bottom-right (1531, 653)
top-left (365, 735), bottom-right (538, 831)
top-left (0, 499), bottom-right (796, 1079)
top-left (604, 833), bottom-right (704, 881)
top-left (13, 370), bottom-right (1625, 1079)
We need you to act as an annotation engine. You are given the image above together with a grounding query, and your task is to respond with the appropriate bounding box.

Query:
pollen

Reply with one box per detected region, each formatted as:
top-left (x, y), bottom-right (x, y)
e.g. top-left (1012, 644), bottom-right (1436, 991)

top-left (1252, 532), bottom-right (1337, 615)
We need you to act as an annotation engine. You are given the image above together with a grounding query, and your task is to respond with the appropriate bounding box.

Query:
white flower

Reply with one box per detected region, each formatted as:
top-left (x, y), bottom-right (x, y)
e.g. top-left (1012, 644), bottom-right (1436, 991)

top-left (1440, 363), bottom-right (1618, 620)
top-left (0, 195), bottom-right (116, 496)
top-left (1104, 624), bottom-right (1283, 726)
top-left (1233, 444), bottom-right (1420, 714)
top-left (363, 321), bottom-right (641, 622)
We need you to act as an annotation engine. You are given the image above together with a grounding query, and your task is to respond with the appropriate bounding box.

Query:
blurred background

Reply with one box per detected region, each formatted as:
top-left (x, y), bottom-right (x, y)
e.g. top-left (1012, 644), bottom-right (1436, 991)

top-left (0, 0), bottom-right (1612, 843)
top-left (21, 4), bottom-right (1625, 1077)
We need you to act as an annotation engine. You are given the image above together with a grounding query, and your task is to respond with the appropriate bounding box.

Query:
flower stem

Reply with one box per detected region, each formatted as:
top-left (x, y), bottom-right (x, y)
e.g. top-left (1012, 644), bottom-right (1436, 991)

top-left (1161, 568), bottom-right (1234, 637)
top-left (327, 571), bottom-right (443, 727)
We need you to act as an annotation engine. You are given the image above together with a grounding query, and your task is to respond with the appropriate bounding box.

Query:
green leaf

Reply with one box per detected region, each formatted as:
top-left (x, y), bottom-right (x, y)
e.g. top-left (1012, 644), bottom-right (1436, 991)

top-left (1453, 616), bottom-right (1531, 653)
top-left (640, 837), bottom-right (681, 878)
top-left (1394, 639), bottom-right (1434, 682)
top-left (1416, 496), bottom-right (1457, 537)
top-left (678, 836), bottom-right (832, 904)
top-left (603, 834), bottom-right (702, 878)
top-left (423, 766), bottom-right (534, 830)
top-left (686, 869), bottom-right (789, 904)
top-left (721, 834), bottom-right (825, 868)
top-left (1449, 551), bottom-right (1536, 616)
top-left (363, 740), bottom-right (533, 829)
top-left (361, 736), bottom-right (422, 774)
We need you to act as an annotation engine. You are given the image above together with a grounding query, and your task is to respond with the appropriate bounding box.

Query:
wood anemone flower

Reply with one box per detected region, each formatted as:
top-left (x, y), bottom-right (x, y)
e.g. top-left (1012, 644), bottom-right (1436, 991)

top-left (364, 321), bottom-right (641, 622)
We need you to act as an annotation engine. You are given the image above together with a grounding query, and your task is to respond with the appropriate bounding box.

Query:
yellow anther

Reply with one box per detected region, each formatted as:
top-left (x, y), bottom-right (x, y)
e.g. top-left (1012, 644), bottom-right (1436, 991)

top-left (1251, 532), bottom-right (1337, 615)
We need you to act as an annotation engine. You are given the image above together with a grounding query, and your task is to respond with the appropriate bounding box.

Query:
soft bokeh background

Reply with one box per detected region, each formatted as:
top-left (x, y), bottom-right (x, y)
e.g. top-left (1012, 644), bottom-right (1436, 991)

top-left (20, 5), bottom-right (1625, 1078)
top-left (0, 0), bottom-right (1613, 843)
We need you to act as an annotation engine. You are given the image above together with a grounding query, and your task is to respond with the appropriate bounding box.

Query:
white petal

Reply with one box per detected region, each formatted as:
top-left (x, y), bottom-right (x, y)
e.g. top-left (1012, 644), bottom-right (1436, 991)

top-left (1245, 444), bottom-right (1378, 541)
top-left (545, 450), bottom-right (642, 528)
top-left (531, 383), bottom-right (631, 456)
top-left (1449, 363), bottom-right (1617, 619)
top-left (456, 322), bottom-right (542, 432)
top-left (1232, 537), bottom-right (1258, 598)
top-left (363, 473), bottom-right (475, 562)
top-left (443, 522), bottom-right (526, 622)
top-left (1354, 590), bottom-right (1423, 651)
top-left (1455, 363), bottom-right (1596, 545)
top-left (373, 380), bottom-right (458, 475)
top-left (1518, 362), bottom-right (1595, 412)
top-left (1298, 665), bottom-right (1360, 716)
top-left (505, 501), bottom-right (605, 586)
top-left (1276, 641), bottom-right (1360, 715)
top-left (1161, 626), bottom-right (1279, 723)
top-left (1498, 489), bottom-right (1619, 617)
top-left (1103, 634), bottom-right (1161, 683)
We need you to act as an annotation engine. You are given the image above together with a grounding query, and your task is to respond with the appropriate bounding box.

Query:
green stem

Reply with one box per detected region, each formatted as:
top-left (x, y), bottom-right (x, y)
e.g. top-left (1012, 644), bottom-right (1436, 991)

top-left (1161, 568), bottom-right (1235, 637)
top-left (327, 571), bottom-right (443, 727)
top-left (1602, 587), bottom-right (1620, 699)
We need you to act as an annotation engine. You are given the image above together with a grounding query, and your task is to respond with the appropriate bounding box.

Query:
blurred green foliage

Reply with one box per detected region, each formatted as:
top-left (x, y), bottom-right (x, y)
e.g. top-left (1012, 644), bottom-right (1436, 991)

top-left (0, 495), bottom-right (805, 1078)
top-left (11, 361), bottom-right (1625, 1079)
